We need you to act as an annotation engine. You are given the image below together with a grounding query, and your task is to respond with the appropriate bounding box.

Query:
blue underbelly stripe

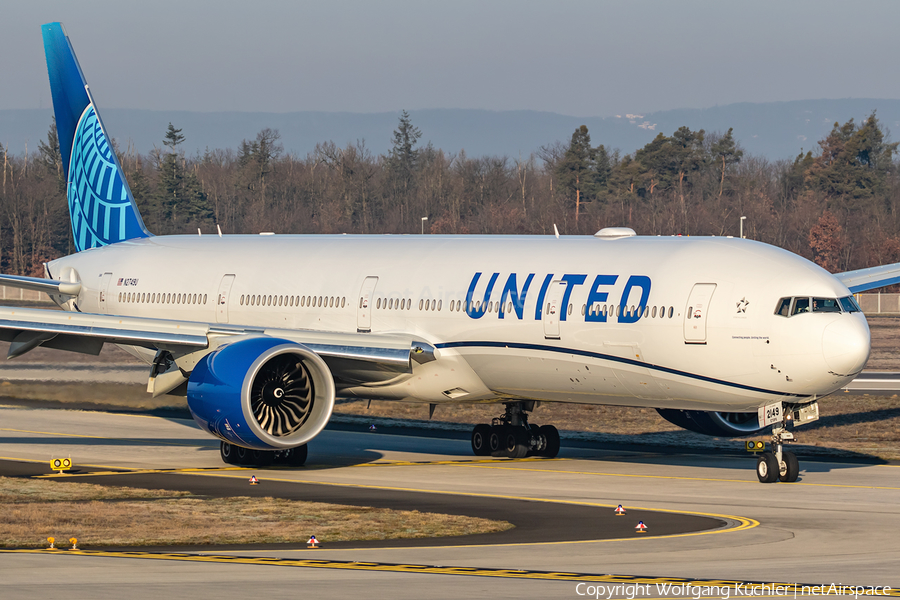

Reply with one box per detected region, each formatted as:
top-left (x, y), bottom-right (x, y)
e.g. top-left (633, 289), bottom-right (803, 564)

top-left (434, 340), bottom-right (807, 398)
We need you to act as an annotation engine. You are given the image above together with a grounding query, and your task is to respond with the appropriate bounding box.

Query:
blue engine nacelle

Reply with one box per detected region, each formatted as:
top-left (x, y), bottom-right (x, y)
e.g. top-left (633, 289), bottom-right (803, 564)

top-left (187, 336), bottom-right (336, 450)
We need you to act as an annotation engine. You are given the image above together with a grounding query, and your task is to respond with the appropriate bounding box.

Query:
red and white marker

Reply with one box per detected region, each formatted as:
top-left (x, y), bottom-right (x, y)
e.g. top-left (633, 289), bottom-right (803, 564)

top-left (635, 521), bottom-right (647, 533)
top-left (615, 505), bottom-right (626, 515)
top-left (249, 475), bottom-right (259, 485)
top-left (307, 535), bottom-right (319, 548)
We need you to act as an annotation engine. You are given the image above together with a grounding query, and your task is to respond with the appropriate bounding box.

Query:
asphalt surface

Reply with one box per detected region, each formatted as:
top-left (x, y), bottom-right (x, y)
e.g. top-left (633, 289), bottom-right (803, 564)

top-left (0, 458), bottom-right (722, 550)
top-left (1, 406), bottom-right (898, 599)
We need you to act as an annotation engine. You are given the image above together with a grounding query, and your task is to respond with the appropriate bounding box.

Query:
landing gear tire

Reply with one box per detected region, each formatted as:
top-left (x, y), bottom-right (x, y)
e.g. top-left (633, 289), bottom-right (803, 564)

top-left (779, 450), bottom-right (799, 483)
top-left (472, 424), bottom-right (491, 456)
top-left (282, 444), bottom-right (308, 467)
top-left (757, 451), bottom-right (779, 483)
top-left (235, 444), bottom-right (250, 466)
top-left (503, 427), bottom-right (529, 459)
top-left (472, 402), bottom-right (560, 459)
top-left (220, 441), bottom-right (237, 465)
top-left (539, 425), bottom-right (560, 458)
top-left (488, 425), bottom-right (505, 456)
top-left (250, 449), bottom-right (273, 466)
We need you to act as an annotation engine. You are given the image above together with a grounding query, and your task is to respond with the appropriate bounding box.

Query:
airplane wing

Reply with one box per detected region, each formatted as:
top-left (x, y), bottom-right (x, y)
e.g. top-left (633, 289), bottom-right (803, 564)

top-left (0, 305), bottom-right (435, 390)
top-left (836, 262), bottom-right (900, 293)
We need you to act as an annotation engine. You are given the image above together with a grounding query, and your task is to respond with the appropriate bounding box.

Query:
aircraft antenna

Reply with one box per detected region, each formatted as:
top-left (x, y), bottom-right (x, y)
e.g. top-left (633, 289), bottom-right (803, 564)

top-left (553, 224), bottom-right (560, 239)
top-left (217, 224), bottom-right (223, 237)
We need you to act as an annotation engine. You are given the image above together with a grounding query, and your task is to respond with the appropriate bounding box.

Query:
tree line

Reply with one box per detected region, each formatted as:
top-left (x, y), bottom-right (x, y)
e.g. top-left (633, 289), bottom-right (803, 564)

top-left (0, 109), bottom-right (898, 277)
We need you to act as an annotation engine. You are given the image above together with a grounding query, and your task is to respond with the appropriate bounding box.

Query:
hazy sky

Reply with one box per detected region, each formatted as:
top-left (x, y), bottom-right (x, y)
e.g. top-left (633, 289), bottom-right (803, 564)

top-left (4, 1), bottom-right (900, 117)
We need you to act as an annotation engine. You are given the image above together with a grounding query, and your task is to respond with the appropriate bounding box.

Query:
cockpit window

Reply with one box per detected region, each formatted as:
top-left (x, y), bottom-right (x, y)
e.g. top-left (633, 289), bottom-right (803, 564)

top-left (791, 297), bottom-right (810, 315)
top-left (813, 298), bottom-right (842, 313)
top-left (776, 295), bottom-right (860, 317)
top-left (775, 297), bottom-right (791, 317)
top-left (839, 296), bottom-right (862, 313)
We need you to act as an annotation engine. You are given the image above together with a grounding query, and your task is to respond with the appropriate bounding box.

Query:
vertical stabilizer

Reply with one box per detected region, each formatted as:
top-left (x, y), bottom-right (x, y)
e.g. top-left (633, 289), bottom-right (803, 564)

top-left (42, 22), bottom-right (150, 252)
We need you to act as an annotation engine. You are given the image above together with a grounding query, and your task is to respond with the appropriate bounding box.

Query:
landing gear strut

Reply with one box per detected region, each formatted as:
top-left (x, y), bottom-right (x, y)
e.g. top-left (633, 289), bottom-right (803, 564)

top-left (756, 419), bottom-right (799, 483)
top-left (220, 441), bottom-right (308, 467)
top-left (470, 401), bottom-right (560, 459)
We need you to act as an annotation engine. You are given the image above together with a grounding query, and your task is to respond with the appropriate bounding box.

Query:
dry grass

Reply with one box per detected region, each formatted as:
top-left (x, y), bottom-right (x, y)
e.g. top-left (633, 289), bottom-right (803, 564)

top-left (0, 477), bottom-right (511, 548)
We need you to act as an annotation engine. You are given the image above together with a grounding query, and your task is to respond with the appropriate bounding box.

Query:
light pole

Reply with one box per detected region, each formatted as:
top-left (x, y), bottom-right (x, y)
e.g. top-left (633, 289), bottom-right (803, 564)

top-left (740, 216), bottom-right (747, 239)
top-left (421, 216), bottom-right (428, 234)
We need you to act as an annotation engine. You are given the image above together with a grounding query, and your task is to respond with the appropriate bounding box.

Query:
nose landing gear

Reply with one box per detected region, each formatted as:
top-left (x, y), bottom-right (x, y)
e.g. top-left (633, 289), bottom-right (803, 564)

top-left (470, 401), bottom-right (560, 459)
top-left (756, 419), bottom-right (800, 483)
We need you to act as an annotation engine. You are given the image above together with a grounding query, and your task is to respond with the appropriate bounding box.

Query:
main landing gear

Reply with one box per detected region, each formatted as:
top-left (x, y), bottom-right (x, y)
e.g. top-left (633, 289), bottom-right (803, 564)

top-left (219, 441), bottom-right (308, 467)
top-left (470, 401), bottom-right (560, 459)
top-left (756, 421), bottom-right (799, 483)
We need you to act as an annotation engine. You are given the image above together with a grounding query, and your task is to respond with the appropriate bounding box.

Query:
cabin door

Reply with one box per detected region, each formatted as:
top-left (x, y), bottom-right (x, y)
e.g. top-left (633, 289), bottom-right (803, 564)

top-left (543, 280), bottom-right (566, 340)
top-left (216, 274), bottom-right (236, 324)
top-left (357, 276), bottom-right (379, 332)
top-left (98, 272), bottom-right (113, 313)
top-left (684, 283), bottom-right (716, 344)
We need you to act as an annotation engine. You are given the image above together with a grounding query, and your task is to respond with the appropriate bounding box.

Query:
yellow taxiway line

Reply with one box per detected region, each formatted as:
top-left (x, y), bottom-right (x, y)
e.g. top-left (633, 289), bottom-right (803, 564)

top-left (0, 548), bottom-right (896, 596)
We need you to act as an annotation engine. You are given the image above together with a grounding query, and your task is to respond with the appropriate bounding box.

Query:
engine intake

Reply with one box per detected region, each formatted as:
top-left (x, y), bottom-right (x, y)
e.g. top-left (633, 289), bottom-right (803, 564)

top-left (187, 337), bottom-right (335, 450)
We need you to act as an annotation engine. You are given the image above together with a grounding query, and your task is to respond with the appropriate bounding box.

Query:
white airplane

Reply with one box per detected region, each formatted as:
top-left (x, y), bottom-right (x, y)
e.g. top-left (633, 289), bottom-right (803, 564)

top-left (3, 23), bottom-right (895, 483)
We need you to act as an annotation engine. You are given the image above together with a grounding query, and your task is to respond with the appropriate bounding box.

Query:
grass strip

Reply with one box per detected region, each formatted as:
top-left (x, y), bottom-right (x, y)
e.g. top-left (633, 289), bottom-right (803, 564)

top-left (0, 477), bottom-right (512, 548)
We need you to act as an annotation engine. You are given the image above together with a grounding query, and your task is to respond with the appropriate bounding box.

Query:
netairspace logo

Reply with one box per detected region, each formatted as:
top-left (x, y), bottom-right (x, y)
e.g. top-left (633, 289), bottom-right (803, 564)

top-left (574, 582), bottom-right (893, 599)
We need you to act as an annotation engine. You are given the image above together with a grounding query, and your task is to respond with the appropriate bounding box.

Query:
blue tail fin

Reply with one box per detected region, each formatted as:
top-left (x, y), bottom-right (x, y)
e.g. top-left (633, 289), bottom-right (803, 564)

top-left (42, 22), bottom-right (150, 252)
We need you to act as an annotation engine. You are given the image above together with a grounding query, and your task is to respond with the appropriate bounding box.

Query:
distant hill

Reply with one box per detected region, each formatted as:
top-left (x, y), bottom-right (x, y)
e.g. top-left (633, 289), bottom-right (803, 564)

top-left (3, 99), bottom-right (900, 161)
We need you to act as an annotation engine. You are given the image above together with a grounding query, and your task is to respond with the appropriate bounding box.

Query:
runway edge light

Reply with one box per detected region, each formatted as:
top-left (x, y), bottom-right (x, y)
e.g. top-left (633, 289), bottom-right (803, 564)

top-left (47, 537), bottom-right (54, 549)
top-left (69, 538), bottom-right (77, 550)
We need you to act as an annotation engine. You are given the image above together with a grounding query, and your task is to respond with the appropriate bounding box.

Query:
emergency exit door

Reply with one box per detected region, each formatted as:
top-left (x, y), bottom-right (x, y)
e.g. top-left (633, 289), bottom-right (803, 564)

top-left (684, 283), bottom-right (716, 344)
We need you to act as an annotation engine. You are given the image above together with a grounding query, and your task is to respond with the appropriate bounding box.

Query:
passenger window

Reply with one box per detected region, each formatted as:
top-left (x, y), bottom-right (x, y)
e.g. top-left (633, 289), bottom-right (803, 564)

top-left (792, 297), bottom-right (810, 315)
top-left (775, 297), bottom-right (791, 317)
top-left (813, 298), bottom-right (841, 313)
top-left (667, 306), bottom-right (673, 318)
top-left (438, 300), bottom-right (442, 311)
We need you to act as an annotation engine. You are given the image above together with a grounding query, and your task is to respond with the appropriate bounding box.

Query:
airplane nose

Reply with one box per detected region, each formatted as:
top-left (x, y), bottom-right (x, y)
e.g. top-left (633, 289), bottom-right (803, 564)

top-left (822, 317), bottom-right (870, 376)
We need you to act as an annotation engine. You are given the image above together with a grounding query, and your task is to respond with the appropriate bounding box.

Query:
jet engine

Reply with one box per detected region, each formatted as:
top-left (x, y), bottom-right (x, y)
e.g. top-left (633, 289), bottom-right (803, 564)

top-left (656, 409), bottom-right (764, 437)
top-left (187, 337), bottom-right (335, 450)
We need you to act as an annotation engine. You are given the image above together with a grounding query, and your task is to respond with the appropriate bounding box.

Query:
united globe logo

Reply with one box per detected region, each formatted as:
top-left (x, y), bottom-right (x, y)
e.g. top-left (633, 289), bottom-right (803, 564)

top-left (67, 104), bottom-right (143, 251)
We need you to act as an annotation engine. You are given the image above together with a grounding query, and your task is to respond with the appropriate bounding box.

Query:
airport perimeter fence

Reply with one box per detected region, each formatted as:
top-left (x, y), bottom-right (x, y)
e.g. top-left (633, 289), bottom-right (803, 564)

top-left (0, 286), bottom-right (52, 303)
top-left (855, 293), bottom-right (900, 315)
top-left (0, 285), bottom-right (896, 315)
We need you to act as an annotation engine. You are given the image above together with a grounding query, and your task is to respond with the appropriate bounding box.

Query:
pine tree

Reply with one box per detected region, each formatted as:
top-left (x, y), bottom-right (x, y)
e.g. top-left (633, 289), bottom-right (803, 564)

top-left (556, 125), bottom-right (597, 223)
top-left (385, 110), bottom-right (422, 226)
top-left (710, 128), bottom-right (743, 197)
